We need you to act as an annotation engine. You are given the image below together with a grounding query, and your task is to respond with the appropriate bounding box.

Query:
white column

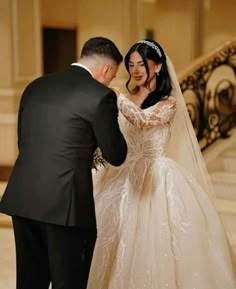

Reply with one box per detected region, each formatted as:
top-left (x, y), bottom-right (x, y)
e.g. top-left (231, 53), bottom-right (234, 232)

top-left (0, 0), bottom-right (42, 165)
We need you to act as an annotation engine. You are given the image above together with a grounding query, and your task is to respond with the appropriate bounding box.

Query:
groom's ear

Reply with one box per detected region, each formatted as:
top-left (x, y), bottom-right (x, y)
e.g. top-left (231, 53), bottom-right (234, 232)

top-left (101, 64), bottom-right (111, 78)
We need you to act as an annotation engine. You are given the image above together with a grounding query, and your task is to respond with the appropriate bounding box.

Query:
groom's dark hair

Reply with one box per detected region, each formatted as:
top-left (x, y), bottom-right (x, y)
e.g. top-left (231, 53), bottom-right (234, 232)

top-left (81, 37), bottom-right (123, 65)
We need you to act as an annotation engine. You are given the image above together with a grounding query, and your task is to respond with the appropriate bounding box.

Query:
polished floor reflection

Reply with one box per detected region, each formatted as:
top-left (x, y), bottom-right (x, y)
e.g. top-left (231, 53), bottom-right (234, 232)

top-left (0, 228), bottom-right (15, 289)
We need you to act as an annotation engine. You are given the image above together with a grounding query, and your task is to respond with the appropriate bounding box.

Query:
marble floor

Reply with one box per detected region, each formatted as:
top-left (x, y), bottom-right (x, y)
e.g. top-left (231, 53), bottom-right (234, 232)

top-left (0, 228), bottom-right (15, 289)
top-left (0, 226), bottom-right (53, 289)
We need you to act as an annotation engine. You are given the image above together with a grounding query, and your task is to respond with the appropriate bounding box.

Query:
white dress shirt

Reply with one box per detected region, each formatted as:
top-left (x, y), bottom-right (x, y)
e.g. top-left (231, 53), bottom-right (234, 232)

top-left (71, 63), bottom-right (93, 77)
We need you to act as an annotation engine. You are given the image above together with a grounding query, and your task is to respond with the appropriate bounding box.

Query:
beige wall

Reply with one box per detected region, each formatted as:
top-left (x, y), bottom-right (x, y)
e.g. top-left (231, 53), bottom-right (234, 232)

top-left (77, 0), bottom-right (141, 54)
top-left (41, 0), bottom-right (78, 27)
top-left (203, 0), bottom-right (236, 53)
top-left (77, 0), bottom-right (142, 86)
top-left (15, 0), bottom-right (41, 79)
top-left (143, 0), bottom-right (236, 71)
top-left (0, 1), bottom-right (17, 166)
top-left (0, 0), bottom-right (41, 165)
top-left (41, 0), bottom-right (142, 86)
top-left (0, 0), bottom-right (13, 88)
top-left (0, 0), bottom-right (42, 99)
top-left (143, 0), bottom-right (202, 72)
top-left (0, 0), bottom-right (235, 166)
top-left (0, 0), bottom-right (142, 165)
top-left (1, 0), bottom-right (235, 90)
top-left (30, 0), bottom-right (236, 76)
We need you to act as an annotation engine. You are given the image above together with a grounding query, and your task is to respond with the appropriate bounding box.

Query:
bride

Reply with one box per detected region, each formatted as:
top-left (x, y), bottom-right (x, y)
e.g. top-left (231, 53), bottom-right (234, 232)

top-left (87, 39), bottom-right (236, 289)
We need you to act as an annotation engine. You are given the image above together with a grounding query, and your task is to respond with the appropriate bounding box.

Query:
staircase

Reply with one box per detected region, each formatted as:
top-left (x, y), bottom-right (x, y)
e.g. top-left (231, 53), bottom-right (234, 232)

top-left (204, 127), bottom-right (236, 252)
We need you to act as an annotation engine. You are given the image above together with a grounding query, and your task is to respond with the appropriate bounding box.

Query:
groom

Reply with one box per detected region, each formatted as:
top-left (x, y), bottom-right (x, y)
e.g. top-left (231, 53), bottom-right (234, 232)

top-left (0, 37), bottom-right (127, 289)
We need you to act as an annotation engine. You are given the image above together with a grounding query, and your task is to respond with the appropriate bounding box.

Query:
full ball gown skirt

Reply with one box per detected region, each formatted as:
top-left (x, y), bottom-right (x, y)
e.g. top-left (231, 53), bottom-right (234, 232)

top-left (87, 94), bottom-right (236, 289)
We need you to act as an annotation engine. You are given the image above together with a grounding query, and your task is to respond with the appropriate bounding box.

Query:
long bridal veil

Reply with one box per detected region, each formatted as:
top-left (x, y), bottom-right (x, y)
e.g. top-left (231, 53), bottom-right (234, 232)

top-left (166, 56), bottom-right (236, 264)
top-left (166, 56), bottom-right (215, 201)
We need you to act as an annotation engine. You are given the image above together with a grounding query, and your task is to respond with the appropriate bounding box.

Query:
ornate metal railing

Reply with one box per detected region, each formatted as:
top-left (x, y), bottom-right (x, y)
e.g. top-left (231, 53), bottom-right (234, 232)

top-left (178, 37), bottom-right (236, 150)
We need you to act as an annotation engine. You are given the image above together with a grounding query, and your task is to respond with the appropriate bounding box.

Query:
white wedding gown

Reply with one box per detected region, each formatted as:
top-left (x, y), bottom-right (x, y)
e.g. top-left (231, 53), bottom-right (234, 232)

top-left (87, 94), bottom-right (236, 289)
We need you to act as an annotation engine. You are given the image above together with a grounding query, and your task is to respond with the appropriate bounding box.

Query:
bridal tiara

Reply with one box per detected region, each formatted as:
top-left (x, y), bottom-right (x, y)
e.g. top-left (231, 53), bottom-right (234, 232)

top-left (138, 40), bottom-right (162, 58)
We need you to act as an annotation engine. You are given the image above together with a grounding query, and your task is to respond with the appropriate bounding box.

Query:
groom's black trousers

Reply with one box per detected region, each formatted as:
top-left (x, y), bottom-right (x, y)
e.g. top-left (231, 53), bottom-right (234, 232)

top-left (12, 216), bottom-right (96, 289)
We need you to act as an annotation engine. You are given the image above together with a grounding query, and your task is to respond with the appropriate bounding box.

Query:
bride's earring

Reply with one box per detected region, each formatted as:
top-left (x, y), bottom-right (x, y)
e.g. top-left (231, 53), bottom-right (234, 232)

top-left (155, 64), bottom-right (162, 76)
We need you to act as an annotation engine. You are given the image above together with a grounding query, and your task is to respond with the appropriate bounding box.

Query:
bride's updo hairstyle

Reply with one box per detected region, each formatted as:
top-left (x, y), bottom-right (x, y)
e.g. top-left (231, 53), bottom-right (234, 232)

top-left (124, 39), bottom-right (172, 109)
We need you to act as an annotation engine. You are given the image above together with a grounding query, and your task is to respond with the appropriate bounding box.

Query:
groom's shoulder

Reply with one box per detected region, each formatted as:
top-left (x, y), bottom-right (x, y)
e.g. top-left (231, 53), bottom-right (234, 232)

top-left (85, 79), bottom-right (113, 99)
top-left (91, 78), bottom-right (110, 92)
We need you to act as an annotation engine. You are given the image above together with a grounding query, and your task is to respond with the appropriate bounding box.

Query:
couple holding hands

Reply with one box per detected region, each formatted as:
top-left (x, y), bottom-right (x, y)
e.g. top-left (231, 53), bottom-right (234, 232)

top-left (0, 37), bottom-right (235, 289)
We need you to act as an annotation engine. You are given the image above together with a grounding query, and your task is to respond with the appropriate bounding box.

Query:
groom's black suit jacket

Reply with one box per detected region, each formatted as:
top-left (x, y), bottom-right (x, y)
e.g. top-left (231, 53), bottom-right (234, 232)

top-left (0, 65), bottom-right (127, 230)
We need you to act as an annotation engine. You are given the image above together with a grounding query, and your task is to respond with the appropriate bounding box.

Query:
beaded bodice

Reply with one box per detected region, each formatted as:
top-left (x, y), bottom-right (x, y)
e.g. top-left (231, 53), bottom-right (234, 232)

top-left (117, 93), bottom-right (176, 160)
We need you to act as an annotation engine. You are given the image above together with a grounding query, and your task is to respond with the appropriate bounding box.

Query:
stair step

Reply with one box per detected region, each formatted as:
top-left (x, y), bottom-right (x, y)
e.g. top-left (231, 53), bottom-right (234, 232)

top-left (215, 198), bottom-right (236, 236)
top-left (210, 172), bottom-right (236, 200)
top-left (204, 129), bottom-right (236, 252)
top-left (226, 232), bottom-right (236, 253)
top-left (215, 198), bottom-right (236, 215)
top-left (229, 232), bottom-right (236, 244)
top-left (223, 146), bottom-right (236, 156)
top-left (222, 148), bottom-right (236, 173)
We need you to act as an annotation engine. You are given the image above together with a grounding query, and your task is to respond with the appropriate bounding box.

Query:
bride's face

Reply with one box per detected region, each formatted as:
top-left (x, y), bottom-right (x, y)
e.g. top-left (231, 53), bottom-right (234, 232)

top-left (128, 51), bottom-right (158, 87)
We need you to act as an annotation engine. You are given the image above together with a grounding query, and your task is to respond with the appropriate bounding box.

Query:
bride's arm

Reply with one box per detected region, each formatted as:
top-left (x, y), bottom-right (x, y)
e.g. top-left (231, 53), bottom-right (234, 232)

top-left (118, 96), bottom-right (176, 128)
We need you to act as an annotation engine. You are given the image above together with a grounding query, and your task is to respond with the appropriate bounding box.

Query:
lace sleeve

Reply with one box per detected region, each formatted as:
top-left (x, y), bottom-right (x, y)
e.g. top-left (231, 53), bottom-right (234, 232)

top-left (118, 95), bottom-right (176, 128)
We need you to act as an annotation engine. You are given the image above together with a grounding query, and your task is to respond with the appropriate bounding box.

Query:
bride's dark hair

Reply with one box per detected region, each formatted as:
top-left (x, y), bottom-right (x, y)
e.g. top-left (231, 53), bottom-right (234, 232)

top-left (124, 39), bottom-right (172, 109)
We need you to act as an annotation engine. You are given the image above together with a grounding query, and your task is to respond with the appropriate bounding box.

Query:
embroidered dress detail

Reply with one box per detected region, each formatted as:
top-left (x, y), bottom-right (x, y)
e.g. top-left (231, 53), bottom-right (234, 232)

top-left (87, 93), bottom-right (236, 289)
